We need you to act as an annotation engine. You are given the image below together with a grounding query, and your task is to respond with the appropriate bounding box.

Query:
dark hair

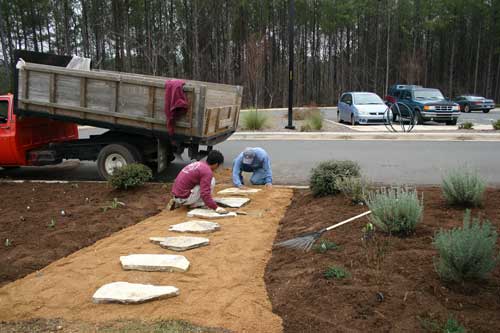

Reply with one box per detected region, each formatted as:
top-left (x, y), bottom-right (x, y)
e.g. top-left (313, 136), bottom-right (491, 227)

top-left (207, 150), bottom-right (224, 166)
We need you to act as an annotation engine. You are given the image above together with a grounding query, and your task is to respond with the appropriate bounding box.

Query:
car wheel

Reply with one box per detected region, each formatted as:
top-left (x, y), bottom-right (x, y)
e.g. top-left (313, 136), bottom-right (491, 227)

top-left (483, 109), bottom-right (490, 113)
top-left (337, 111), bottom-right (343, 123)
top-left (414, 109), bottom-right (424, 125)
top-left (97, 143), bottom-right (143, 180)
top-left (464, 104), bottom-right (471, 113)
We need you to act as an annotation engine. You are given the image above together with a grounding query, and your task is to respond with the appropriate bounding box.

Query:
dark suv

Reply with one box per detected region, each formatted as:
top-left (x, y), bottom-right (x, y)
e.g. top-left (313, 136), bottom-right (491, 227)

top-left (386, 84), bottom-right (460, 125)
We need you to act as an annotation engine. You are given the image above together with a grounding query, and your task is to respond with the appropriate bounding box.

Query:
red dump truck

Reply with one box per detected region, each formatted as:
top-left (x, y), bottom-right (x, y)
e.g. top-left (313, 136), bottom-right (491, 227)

top-left (0, 51), bottom-right (243, 179)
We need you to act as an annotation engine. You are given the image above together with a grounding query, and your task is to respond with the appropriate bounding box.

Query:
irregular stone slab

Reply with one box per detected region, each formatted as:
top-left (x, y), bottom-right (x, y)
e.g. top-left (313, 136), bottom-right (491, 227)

top-left (149, 236), bottom-right (168, 244)
top-left (158, 236), bottom-right (209, 251)
top-left (218, 187), bottom-right (261, 195)
top-left (92, 282), bottom-right (179, 304)
top-left (169, 220), bottom-right (220, 233)
top-left (187, 208), bottom-right (237, 219)
top-left (214, 197), bottom-right (251, 208)
top-left (120, 254), bottom-right (190, 272)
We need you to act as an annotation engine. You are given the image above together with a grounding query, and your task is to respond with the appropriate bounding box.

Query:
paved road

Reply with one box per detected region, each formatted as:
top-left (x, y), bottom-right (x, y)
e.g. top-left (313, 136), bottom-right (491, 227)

top-left (2, 136), bottom-right (499, 185)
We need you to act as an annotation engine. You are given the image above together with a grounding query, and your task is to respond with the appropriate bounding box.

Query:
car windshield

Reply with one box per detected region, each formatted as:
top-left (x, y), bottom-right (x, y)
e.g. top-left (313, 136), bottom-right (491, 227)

top-left (413, 90), bottom-right (444, 100)
top-left (468, 96), bottom-right (483, 100)
top-left (354, 94), bottom-right (384, 105)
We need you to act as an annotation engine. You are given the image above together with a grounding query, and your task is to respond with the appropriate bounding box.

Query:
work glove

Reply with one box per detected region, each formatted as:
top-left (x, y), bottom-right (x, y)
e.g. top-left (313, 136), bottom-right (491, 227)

top-left (215, 207), bottom-right (228, 214)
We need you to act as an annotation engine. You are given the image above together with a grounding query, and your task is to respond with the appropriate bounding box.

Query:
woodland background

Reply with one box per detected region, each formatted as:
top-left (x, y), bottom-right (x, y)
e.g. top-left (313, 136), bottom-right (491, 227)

top-left (1, 0), bottom-right (500, 107)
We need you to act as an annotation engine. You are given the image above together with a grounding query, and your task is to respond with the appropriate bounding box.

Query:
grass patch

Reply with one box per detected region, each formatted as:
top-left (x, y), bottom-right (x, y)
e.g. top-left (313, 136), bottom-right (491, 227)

top-left (418, 315), bottom-right (466, 333)
top-left (458, 122), bottom-right (474, 130)
top-left (324, 266), bottom-right (350, 280)
top-left (241, 109), bottom-right (268, 130)
top-left (299, 109), bottom-right (324, 131)
top-left (335, 177), bottom-right (370, 204)
top-left (492, 119), bottom-right (500, 130)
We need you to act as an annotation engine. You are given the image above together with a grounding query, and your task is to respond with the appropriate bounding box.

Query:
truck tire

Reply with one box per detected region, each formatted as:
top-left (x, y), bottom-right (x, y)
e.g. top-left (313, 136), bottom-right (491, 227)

top-left (414, 109), bottom-right (424, 125)
top-left (483, 109), bottom-right (491, 113)
top-left (97, 143), bottom-right (142, 180)
top-left (446, 119), bottom-right (458, 126)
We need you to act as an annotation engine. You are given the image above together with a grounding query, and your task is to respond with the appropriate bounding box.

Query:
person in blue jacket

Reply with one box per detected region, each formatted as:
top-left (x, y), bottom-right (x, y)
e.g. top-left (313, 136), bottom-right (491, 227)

top-left (232, 147), bottom-right (272, 188)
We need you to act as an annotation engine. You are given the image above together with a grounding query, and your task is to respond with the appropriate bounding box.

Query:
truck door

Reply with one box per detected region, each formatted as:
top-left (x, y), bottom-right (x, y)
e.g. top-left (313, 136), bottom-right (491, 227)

top-left (0, 96), bottom-right (18, 165)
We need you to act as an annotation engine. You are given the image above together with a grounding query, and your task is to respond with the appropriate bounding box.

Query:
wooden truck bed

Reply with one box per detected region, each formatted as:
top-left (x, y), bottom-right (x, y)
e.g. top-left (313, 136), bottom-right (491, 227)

top-left (15, 62), bottom-right (243, 145)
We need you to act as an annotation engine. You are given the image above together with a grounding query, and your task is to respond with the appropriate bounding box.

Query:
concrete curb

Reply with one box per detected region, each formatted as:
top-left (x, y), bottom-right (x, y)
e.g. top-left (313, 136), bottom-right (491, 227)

top-left (241, 107), bottom-right (337, 112)
top-left (229, 131), bottom-right (500, 142)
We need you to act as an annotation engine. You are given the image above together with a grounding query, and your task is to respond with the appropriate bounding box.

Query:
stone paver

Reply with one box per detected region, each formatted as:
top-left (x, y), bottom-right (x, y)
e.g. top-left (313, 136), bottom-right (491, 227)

top-left (120, 254), bottom-right (190, 272)
top-left (187, 208), bottom-right (237, 219)
top-left (218, 187), bottom-right (261, 195)
top-left (158, 236), bottom-right (210, 251)
top-left (92, 282), bottom-right (179, 304)
top-left (214, 197), bottom-right (250, 208)
top-left (169, 220), bottom-right (221, 233)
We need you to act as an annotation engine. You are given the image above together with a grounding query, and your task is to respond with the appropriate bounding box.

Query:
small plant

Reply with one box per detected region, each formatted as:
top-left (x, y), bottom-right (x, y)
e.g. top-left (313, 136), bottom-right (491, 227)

top-left (362, 222), bottom-right (376, 242)
top-left (310, 160), bottom-right (361, 197)
top-left (418, 315), bottom-right (466, 333)
top-left (442, 166), bottom-right (485, 207)
top-left (366, 186), bottom-right (423, 235)
top-left (48, 218), bottom-right (56, 229)
top-left (324, 266), bottom-right (350, 280)
top-left (300, 109), bottom-right (324, 131)
top-left (102, 198), bottom-right (126, 212)
top-left (492, 119), bottom-right (500, 130)
top-left (4, 238), bottom-right (12, 247)
top-left (335, 177), bottom-right (370, 203)
top-left (313, 240), bottom-right (338, 253)
top-left (433, 210), bottom-right (498, 282)
top-left (458, 121), bottom-right (474, 130)
top-left (109, 163), bottom-right (153, 190)
top-left (241, 109), bottom-right (268, 130)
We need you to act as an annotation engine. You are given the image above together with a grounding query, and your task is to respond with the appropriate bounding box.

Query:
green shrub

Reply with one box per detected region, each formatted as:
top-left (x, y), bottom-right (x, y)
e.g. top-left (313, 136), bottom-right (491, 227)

top-left (109, 163), bottom-right (153, 190)
top-left (442, 167), bottom-right (485, 207)
top-left (492, 119), bottom-right (500, 130)
top-left (458, 122), bottom-right (474, 130)
top-left (241, 110), bottom-right (268, 130)
top-left (366, 187), bottom-right (423, 235)
top-left (304, 110), bottom-right (324, 131)
top-left (313, 240), bottom-right (338, 253)
top-left (310, 160), bottom-right (361, 197)
top-left (443, 317), bottom-right (466, 333)
top-left (291, 107), bottom-right (319, 121)
top-left (324, 266), bottom-right (350, 280)
top-left (335, 177), bottom-right (370, 203)
top-left (433, 210), bottom-right (498, 282)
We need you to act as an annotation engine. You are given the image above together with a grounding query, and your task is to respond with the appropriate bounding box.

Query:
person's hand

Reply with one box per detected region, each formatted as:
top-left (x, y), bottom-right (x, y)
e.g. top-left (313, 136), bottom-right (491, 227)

top-left (215, 207), bottom-right (228, 214)
top-left (265, 183), bottom-right (273, 188)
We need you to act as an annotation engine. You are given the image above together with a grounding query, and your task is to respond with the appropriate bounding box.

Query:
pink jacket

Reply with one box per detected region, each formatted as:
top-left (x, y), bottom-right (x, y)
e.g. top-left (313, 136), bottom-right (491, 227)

top-left (172, 161), bottom-right (217, 209)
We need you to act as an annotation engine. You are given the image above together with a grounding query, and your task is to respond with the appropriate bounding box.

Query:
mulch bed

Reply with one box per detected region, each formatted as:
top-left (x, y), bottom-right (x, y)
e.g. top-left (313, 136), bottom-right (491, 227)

top-left (265, 188), bottom-right (500, 333)
top-left (0, 182), bottom-right (169, 287)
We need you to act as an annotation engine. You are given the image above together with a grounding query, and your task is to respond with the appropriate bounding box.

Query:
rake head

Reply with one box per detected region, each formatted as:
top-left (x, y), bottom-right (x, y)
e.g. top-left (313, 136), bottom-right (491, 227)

top-left (274, 229), bottom-right (326, 251)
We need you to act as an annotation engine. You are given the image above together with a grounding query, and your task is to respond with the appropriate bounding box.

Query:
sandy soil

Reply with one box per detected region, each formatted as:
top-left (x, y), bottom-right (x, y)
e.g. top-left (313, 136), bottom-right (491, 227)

top-left (0, 180), bottom-right (292, 333)
top-left (265, 188), bottom-right (500, 333)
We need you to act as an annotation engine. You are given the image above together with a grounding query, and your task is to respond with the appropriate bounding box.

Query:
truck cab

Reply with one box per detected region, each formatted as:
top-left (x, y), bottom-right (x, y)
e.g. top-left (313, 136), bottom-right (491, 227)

top-left (386, 84), bottom-right (460, 125)
top-left (0, 93), bottom-right (78, 168)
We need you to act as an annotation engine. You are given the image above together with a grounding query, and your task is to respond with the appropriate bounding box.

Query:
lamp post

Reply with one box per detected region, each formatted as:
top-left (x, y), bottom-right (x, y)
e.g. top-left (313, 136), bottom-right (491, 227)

top-left (285, 0), bottom-right (295, 129)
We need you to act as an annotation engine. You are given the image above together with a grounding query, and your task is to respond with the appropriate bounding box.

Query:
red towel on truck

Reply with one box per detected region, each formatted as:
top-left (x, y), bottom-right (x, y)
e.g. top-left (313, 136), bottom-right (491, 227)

top-left (164, 79), bottom-right (188, 136)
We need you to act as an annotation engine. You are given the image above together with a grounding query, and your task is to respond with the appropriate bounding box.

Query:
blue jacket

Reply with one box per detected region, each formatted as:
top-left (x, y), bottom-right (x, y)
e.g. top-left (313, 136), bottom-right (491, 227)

top-left (232, 147), bottom-right (272, 186)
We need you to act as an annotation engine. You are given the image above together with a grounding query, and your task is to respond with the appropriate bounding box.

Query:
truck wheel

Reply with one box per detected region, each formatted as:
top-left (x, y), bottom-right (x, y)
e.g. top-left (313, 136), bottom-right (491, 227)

top-left (97, 143), bottom-right (142, 180)
top-left (414, 110), bottom-right (424, 125)
top-left (483, 109), bottom-right (490, 113)
top-left (446, 119), bottom-right (458, 126)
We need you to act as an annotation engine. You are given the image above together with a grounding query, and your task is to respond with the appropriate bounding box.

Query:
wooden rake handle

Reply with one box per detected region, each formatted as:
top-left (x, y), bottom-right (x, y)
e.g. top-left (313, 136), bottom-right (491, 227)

top-left (325, 210), bottom-right (372, 232)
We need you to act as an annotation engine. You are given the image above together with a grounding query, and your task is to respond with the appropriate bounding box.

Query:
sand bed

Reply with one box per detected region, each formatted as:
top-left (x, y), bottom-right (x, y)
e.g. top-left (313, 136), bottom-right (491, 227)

top-left (0, 186), bottom-right (292, 333)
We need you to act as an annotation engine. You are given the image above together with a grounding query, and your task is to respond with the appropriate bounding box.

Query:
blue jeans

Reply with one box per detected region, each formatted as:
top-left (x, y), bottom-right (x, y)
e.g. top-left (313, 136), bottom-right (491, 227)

top-left (239, 168), bottom-right (268, 185)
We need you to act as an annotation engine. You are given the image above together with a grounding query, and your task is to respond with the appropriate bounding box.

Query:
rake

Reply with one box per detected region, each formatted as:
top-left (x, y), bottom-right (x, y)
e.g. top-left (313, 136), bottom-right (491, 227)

top-left (274, 210), bottom-right (372, 251)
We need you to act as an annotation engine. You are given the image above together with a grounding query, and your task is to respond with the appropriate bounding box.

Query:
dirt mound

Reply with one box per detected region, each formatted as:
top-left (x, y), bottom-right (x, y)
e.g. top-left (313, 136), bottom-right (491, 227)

top-left (265, 188), bottom-right (500, 333)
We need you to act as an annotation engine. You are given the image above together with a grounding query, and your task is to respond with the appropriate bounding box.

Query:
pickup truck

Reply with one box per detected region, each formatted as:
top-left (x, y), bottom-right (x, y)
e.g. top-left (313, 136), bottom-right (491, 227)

top-left (0, 51), bottom-right (243, 179)
top-left (386, 84), bottom-right (460, 125)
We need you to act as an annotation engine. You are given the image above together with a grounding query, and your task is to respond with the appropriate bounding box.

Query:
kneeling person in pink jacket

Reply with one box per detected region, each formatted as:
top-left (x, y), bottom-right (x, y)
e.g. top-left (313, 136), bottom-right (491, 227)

top-left (167, 150), bottom-right (227, 214)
